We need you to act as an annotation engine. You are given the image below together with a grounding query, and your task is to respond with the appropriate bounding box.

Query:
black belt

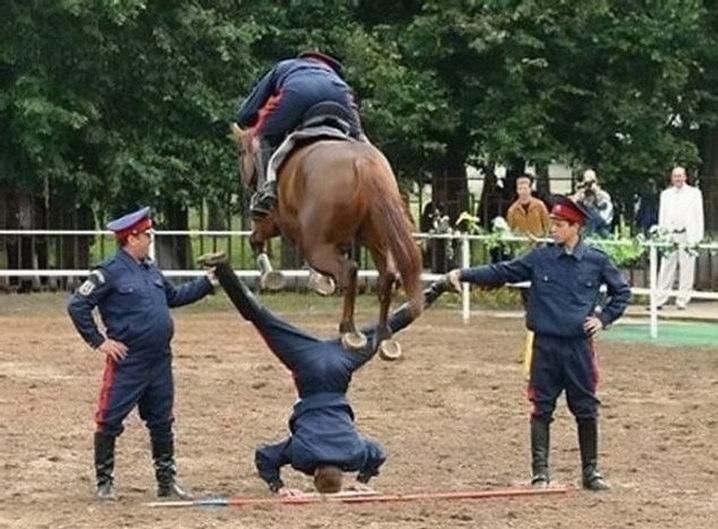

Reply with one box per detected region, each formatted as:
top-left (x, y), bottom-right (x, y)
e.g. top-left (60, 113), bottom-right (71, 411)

top-left (672, 228), bottom-right (687, 234)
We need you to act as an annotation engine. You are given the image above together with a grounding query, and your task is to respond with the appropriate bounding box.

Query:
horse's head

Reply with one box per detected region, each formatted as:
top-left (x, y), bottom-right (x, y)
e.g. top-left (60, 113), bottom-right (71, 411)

top-left (230, 122), bottom-right (259, 190)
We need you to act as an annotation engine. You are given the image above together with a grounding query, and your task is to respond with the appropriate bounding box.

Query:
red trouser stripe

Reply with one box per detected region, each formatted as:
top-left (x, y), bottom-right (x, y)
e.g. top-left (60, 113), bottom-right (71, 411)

top-left (252, 93), bottom-right (284, 136)
top-left (94, 356), bottom-right (117, 431)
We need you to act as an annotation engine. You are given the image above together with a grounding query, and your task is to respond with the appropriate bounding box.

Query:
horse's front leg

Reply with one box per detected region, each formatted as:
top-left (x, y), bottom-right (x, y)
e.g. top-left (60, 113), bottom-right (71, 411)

top-left (250, 218), bottom-right (285, 290)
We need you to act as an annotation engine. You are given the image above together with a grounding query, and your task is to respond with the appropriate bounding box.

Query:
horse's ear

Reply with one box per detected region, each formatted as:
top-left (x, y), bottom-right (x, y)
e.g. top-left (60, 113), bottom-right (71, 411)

top-left (230, 122), bottom-right (247, 144)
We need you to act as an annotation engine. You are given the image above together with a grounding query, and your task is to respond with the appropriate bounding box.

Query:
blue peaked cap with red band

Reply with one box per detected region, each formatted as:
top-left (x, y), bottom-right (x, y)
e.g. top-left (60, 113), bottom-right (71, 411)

top-left (548, 195), bottom-right (590, 225)
top-left (106, 206), bottom-right (152, 240)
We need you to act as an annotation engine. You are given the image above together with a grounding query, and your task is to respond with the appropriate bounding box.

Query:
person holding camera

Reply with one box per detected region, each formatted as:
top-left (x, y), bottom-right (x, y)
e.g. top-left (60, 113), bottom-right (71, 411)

top-left (573, 170), bottom-right (613, 237)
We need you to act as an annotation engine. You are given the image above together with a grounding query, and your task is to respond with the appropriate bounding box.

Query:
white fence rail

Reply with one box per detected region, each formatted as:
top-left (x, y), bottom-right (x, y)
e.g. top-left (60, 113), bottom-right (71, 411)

top-left (1, 229), bottom-right (716, 339)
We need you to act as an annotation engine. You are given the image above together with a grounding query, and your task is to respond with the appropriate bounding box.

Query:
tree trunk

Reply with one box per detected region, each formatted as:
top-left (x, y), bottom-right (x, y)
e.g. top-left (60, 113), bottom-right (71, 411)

top-left (427, 141), bottom-right (469, 272)
top-left (206, 200), bottom-right (226, 231)
top-left (280, 236), bottom-right (301, 290)
top-left (157, 203), bottom-right (189, 270)
top-left (5, 190), bottom-right (41, 292)
top-left (0, 190), bottom-right (8, 290)
top-left (433, 142), bottom-right (470, 223)
top-left (699, 127), bottom-right (718, 235)
top-left (477, 165), bottom-right (497, 229)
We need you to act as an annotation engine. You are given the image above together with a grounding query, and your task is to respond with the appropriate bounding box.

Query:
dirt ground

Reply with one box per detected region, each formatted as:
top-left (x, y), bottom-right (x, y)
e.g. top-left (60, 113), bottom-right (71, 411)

top-left (1, 300), bottom-right (717, 529)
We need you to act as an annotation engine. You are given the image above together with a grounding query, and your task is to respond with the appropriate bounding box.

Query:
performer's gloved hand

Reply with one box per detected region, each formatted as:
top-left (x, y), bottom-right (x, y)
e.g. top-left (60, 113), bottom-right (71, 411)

top-left (205, 266), bottom-right (219, 287)
top-left (445, 269), bottom-right (463, 292)
top-left (347, 481), bottom-right (374, 493)
top-left (277, 487), bottom-right (304, 497)
top-left (197, 252), bottom-right (227, 287)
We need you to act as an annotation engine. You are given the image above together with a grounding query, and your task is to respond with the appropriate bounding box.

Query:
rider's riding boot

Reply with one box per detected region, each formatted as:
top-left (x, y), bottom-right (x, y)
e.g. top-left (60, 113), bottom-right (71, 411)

top-left (578, 418), bottom-right (610, 491)
top-left (94, 432), bottom-right (118, 500)
top-left (250, 140), bottom-right (277, 217)
top-left (152, 436), bottom-right (193, 500)
top-left (252, 181), bottom-right (277, 216)
top-left (530, 419), bottom-right (551, 488)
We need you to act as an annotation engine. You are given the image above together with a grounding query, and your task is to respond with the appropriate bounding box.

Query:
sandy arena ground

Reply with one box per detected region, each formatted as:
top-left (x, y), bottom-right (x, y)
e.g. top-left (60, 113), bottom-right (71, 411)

top-left (1, 299), bottom-right (717, 528)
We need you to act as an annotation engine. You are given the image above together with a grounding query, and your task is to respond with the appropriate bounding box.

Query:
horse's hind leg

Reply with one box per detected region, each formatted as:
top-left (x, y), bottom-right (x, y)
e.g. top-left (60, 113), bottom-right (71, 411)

top-left (306, 243), bottom-right (366, 349)
top-left (370, 248), bottom-right (401, 360)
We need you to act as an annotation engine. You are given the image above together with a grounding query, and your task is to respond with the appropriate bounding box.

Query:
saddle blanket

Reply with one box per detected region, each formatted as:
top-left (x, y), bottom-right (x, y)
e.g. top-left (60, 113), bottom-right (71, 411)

top-left (267, 125), bottom-right (355, 184)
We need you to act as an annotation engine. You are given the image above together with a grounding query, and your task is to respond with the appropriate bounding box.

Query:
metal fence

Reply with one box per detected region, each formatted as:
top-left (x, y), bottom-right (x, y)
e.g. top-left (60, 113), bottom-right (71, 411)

top-left (0, 230), bottom-right (716, 339)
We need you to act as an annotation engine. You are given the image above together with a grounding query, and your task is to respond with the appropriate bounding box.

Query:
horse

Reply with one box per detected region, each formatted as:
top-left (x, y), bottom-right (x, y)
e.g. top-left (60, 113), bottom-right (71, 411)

top-left (230, 123), bottom-right (423, 358)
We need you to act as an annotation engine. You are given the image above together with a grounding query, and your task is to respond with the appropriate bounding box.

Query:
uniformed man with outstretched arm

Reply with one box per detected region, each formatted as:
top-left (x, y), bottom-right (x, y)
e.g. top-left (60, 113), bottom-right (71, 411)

top-left (447, 195), bottom-right (630, 490)
top-left (68, 207), bottom-right (215, 500)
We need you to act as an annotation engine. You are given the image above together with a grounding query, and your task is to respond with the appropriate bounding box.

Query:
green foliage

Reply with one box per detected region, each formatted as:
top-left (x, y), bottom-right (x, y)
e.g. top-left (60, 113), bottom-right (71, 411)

top-left (587, 216), bottom-right (647, 266)
top-left (1, 0), bottom-right (716, 225)
top-left (1, 1), bottom-right (260, 213)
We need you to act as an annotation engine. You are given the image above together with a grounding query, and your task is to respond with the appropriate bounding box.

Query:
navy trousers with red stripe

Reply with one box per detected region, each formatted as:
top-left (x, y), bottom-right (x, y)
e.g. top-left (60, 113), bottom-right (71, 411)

top-left (95, 353), bottom-right (174, 442)
top-left (528, 334), bottom-right (600, 422)
top-left (255, 86), bottom-right (360, 146)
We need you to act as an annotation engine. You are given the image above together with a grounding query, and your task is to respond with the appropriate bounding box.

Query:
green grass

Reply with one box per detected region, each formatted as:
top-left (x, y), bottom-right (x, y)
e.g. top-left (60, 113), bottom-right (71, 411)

top-left (0, 285), bottom-right (524, 318)
top-left (604, 321), bottom-right (718, 348)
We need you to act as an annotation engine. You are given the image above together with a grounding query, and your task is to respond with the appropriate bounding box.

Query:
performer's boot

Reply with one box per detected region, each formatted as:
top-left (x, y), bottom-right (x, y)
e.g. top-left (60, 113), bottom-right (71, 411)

top-left (152, 437), bottom-right (193, 500)
top-left (94, 432), bottom-right (118, 500)
top-left (578, 418), bottom-right (610, 491)
top-left (530, 419), bottom-right (550, 488)
top-left (250, 140), bottom-right (277, 217)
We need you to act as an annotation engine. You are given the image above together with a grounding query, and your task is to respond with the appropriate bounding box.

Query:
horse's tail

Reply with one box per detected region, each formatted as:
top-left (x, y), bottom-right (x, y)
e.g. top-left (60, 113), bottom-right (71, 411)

top-left (358, 158), bottom-right (424, 316)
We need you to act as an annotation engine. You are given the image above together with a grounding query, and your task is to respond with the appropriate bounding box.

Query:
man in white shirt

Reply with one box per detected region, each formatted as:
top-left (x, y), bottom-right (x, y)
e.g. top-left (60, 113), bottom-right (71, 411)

top-left (655, 166), bottom-right (705, 309)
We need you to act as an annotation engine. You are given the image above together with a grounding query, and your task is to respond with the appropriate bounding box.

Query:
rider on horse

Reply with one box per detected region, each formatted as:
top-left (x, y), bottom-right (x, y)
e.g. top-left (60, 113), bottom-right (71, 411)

top-left (235, 51), bottom-right (364, 217)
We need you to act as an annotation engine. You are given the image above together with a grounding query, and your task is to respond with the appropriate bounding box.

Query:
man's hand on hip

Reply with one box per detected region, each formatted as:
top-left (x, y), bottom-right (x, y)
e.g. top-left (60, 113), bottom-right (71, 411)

top-left (583, 316), bottom-right (604, 337)
top-left (97, 339), bottom-right (128, 361)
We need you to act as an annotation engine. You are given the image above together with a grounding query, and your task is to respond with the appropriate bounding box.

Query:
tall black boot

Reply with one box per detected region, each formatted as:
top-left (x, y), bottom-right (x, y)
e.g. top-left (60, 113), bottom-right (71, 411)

top-left (152, 437), bottom-right (193, 500)
top-left (250, 140), bottom-right (277, 217)
top-left (530, 420), bottom-right (550, 487)
top-left (577, 418), bottom-right (610, 491)
top-left (94, 432), bottom-right (117, 500)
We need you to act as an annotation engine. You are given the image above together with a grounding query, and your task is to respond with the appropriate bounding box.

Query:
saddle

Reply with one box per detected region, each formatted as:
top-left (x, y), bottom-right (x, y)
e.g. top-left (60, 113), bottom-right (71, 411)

top-left (298, 101), bottom-right (355, 136)
top-left (266, 102), bottom-right (359, 185)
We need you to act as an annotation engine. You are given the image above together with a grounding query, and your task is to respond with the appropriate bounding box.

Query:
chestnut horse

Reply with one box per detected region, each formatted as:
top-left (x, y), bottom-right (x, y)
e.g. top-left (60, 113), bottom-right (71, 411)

top-left (231, 124), bottom-right (423, 356)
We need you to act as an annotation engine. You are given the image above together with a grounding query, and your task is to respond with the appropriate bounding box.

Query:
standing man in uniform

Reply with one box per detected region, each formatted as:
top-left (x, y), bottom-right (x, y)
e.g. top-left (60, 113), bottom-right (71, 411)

top-left (199, 253), bottom-right (447, 495)
top-left (446, 196), bottom-right (630, 490)
top-left (654, 166), bottom-right (705, 309)
top-left (67, 207), bottom-right (215, 500)
top-left (235, 51), bottom-right (364, 216)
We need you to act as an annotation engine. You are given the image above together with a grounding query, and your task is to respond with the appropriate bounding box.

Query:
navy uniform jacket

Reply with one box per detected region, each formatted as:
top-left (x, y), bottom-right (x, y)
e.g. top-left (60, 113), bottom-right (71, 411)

top-left (214, 262), bottom-right (443, 489)
top-left (67, 249), bottom-right (213, 360)
top-left (460, 241), bottom-right (630, 337)
top-left (235, 58), bottom-right (358, 129)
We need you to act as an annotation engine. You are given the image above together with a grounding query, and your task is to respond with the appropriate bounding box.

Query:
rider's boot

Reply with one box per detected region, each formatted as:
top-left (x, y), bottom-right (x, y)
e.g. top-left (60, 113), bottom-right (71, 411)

top-left (250, 139), bottom-right (277, 217)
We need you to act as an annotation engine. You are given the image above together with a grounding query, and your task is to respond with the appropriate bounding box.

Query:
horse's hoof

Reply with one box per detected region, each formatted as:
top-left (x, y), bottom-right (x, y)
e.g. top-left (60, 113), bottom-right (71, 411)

top-left (341, 331), bottom-right (368, 351)
top-left (308, 270), bottom-right (336, 296)
top-left (379, 339), bottom-right (402, 361)
top-left (197, 252), bottom-right (227, 267)
top-left (260, 271), bottom-right (286, 291)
